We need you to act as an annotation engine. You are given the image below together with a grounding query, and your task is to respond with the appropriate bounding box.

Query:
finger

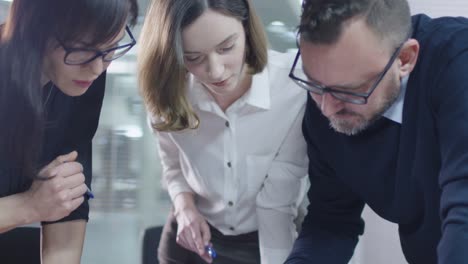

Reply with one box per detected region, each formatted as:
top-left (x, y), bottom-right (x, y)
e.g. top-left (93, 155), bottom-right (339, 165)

top-left (60, 172), bottom-right (85, 189)
top-left (38, 152), bottom-right (78, 179)
top-left (68, 183), bottom-right (88, 199)
top-left (200, 221), bottom-right (211, 246)
top-left (49, 151), bottom-right (78, 170)
top-left (190, 225), bottom-right (205, 255)
top-left (57, 151), bottom-right (78, 163)
top-left (179, 227), bottom-right (199, 254)
top-left (176, 233), bottom-right (193, 252)
top-left (54, 162), bottom-right (83, 178)
top-left (200, 252), bottom-right (213, 263)
top-left (176, 227), bottom-right (193, 251)
top-left (186, 230), bottom-right (200, 254)
top-left (44, 152), bottom-right (79, 177)
top-left (69, 196), bottom-right (85, 212)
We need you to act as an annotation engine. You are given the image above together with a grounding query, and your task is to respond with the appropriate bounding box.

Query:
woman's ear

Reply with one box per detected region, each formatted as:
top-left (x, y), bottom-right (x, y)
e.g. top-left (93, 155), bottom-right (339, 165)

top-left (398, 38), bottom-right (419, 77)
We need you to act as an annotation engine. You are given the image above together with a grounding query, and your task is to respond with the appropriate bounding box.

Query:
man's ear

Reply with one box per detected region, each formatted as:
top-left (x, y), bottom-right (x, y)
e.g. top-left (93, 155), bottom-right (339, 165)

top-left (398, 38), bottom-right (419, 77)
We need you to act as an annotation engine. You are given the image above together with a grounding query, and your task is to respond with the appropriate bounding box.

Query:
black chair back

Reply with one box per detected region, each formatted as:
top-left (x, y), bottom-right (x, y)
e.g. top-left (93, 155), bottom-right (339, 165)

top-left (142, 226), bottom-right (163, 264)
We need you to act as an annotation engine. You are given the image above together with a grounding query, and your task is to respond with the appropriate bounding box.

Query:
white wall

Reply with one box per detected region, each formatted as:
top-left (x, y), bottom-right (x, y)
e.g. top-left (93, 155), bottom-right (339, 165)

top-left (409, 0), bottom-right (468, 17)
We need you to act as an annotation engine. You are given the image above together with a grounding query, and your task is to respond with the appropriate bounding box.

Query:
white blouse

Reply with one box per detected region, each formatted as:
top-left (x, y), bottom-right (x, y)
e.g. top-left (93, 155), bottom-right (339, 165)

top-left (155, 51), bottom-right (308, 264)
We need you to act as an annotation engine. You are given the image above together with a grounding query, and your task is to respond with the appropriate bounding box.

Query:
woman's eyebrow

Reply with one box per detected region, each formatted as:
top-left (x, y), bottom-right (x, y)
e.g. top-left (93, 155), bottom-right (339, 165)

top-left (184, 33), bottom-right (238, 54)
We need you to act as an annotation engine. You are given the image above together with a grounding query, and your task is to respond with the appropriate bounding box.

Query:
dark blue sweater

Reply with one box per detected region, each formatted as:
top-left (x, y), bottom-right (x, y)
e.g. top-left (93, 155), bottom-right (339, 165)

top-left (286, 14), bottom-right (468, 264)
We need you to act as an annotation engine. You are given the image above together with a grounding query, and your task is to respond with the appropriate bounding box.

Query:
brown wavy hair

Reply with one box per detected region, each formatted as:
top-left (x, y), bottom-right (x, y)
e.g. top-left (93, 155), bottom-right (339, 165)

top-left (138, 0), bottom-right (268, 132)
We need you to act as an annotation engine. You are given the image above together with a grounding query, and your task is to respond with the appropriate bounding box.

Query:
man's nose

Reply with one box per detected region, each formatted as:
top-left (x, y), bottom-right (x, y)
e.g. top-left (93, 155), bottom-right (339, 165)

top-left (314, 92), bottom-right (345, 117)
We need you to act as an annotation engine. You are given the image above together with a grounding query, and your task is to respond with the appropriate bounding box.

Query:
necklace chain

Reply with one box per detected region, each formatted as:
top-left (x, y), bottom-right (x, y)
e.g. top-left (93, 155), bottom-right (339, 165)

top-left (43, 83), bottom-right (54, 106)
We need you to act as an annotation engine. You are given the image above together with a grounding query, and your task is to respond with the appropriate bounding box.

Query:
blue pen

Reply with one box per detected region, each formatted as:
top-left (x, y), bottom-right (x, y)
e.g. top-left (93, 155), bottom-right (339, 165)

top-left (205, 245), bottom-right (217, 259)
top-left (85, 186), bottom-right (94, 199)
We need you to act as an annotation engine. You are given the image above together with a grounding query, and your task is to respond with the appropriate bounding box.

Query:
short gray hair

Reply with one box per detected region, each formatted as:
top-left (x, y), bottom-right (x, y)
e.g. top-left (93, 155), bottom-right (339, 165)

top-left (299, 0), bottom-right (412, 48)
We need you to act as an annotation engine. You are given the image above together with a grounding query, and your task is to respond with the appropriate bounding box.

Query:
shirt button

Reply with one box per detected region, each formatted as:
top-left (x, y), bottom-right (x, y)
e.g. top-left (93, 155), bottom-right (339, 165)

top-left (228, 201), bottom-right (234, 206)
top-left (229, 227), bottom-right (235, 231)
top-left (227, 162), bottom-right (232, 168)
top-left (225, 121), bottom-right (230, 127)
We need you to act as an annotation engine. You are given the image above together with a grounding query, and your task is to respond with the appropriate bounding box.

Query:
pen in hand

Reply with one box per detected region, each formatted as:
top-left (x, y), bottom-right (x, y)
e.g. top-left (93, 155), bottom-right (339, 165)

top-left (85, 185), bottom-right (94, 199)
top-left (54, 151), bottom-right (94, 199)
top-left (206, 245), bottom-right (217, 259)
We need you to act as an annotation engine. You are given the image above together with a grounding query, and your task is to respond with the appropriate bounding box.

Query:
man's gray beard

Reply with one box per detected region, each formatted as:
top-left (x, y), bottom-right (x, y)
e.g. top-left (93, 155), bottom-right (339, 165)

top-left (328, 84), bottom-right (401, 136)
top-left (329, 115), bottom-right (370, 135)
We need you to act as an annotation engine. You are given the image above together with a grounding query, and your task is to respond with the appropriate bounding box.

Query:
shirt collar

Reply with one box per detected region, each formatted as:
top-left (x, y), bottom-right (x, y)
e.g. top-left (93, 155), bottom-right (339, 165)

top-left (242, 67), bottom-right (271, 110)
top-left (382, 75), bottom-right (408, 124)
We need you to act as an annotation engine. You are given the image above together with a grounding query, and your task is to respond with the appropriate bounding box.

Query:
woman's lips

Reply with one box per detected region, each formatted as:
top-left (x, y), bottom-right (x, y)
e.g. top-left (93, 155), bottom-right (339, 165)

top-left (73, 80), bottom-right (93, 88)
top-left (211, 77), bottom-right (229, 87)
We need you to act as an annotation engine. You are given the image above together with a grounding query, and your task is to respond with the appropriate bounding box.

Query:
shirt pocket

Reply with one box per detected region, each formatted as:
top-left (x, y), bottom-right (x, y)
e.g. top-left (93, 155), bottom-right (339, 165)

top-left (245, 154), bottom-right (272, 193)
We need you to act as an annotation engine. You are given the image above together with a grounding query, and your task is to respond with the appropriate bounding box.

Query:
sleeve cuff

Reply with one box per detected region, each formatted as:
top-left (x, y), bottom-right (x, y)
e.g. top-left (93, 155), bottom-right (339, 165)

top-left (167, 183), bottom-right (194, 202)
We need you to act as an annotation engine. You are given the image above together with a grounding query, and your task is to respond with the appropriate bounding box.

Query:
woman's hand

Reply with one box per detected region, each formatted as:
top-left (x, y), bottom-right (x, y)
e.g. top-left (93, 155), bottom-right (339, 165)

top-left (24, 151), bottom-right (87, 222)
top-left (173, 193), bottom-right (213, 263)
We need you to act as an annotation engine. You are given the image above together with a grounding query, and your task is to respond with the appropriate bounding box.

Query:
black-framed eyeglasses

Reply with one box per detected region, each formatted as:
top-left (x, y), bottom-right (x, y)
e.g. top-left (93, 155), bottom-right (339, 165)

top-left (289, 38), bottom-right (407, 105)
top-left (60, 26), bottom-right (136, 65)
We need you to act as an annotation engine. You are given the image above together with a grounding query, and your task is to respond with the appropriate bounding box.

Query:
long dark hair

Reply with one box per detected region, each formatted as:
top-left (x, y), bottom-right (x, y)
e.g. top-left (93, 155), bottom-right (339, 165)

top-left (0, 0), bottom-right (138, 179)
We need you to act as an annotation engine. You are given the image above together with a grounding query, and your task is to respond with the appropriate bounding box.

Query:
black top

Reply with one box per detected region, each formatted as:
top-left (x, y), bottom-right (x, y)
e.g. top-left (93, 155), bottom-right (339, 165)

top-left (0, 73), bottom-right (106, 223)
top-left (286, 14), bottom-right (468, 264)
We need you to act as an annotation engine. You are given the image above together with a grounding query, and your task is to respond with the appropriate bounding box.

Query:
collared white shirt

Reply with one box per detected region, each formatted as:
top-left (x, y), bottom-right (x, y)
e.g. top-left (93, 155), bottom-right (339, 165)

top-left (383, 75), bottom-right (409, 124)
top-left (155, 51), bottom-right (308, 264)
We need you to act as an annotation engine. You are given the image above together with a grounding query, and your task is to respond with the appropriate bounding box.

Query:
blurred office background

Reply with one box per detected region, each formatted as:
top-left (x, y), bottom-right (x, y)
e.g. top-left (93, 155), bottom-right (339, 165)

top-left (1, 0), bottom-right (467, 263)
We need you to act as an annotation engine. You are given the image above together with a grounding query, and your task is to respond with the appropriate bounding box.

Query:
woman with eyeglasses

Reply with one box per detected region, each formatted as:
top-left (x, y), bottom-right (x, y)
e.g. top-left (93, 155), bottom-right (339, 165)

top-left (0, 0), bottom-right (137, 263)
top-left (139, 0), bottom-right (308, 263)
